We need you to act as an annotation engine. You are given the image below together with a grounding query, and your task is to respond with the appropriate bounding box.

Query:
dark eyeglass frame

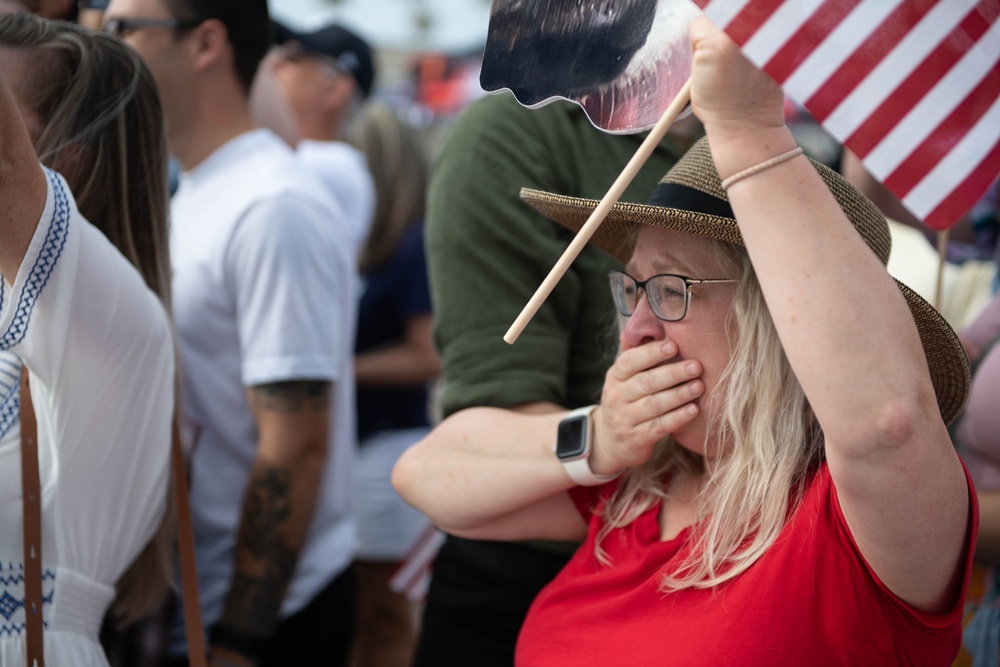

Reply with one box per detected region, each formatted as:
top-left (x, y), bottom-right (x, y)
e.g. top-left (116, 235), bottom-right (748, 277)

top-left (608, 269), bottom-right (737, 322)
top-left (103, 17), bottom-right (203, 38)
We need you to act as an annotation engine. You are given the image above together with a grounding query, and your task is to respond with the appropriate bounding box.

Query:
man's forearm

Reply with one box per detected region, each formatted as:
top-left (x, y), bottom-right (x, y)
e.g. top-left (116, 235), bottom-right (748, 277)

top-left (214, 381), bottom-right (331, 658)
top-left (217, 461), bottom-right (305, 638)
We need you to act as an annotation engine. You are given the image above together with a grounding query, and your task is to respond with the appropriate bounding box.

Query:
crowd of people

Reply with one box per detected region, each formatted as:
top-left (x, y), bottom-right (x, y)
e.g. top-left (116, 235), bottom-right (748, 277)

top-left (0, 1), bottom-right (997, 667)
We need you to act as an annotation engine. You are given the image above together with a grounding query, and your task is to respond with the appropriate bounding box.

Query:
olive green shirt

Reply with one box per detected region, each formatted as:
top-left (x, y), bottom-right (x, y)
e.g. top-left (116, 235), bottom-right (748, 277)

top-left (428, 91), bottom-right (688, 418)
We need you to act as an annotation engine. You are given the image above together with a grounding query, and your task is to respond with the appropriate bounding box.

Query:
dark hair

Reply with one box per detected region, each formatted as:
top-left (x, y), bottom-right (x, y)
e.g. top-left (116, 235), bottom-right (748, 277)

top-left (164, 0), bottom-right (270, 94)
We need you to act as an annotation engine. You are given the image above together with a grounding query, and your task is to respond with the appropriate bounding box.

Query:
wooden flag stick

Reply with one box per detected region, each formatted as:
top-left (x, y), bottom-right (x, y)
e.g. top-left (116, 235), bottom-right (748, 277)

top-left (504, 78), bottom-right (693, 345)
top-left (934, 229), bottom-right (949, 311)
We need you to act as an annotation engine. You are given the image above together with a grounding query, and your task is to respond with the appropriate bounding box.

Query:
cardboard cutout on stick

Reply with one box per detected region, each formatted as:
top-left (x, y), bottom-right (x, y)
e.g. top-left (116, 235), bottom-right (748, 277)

top-left (481, 0), bottom-right (699, 133)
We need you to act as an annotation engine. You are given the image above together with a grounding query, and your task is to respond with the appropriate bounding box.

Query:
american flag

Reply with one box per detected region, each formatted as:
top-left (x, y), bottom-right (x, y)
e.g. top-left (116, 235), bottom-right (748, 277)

top-left (692, 0), bottom-right (1000, 230)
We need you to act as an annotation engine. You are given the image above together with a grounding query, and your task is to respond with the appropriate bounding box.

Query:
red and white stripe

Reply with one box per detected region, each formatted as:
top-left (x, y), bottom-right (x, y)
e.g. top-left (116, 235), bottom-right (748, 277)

top-left (693, 0), bottom-right (1000, 230)
top-left (387, 526), bottom-right (446, 601)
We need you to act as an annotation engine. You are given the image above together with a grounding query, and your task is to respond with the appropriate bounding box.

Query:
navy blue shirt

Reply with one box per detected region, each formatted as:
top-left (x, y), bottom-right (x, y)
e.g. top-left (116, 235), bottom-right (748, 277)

top-left (355, 222), bottom-right (433, 442)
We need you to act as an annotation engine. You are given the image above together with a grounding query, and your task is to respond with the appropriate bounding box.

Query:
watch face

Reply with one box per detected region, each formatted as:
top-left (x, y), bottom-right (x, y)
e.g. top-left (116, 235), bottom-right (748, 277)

top-left (556, 416), bottom-right (588, 460)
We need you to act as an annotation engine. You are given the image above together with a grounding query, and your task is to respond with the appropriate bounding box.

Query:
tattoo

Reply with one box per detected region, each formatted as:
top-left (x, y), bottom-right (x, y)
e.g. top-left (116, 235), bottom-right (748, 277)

top-left (240, 467), bottom-right (291, 559)
top-left (250, 381), bottom-right (330, 413)
top-left (222, 565), bottom-right (295, 637)
top-left (220, 465), bottom-right (299, 638)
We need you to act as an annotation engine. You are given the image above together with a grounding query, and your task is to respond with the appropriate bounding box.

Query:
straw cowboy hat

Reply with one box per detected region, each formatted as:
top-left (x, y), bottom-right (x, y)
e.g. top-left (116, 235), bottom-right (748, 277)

top-left (521, 137), bottom-right (971, 425)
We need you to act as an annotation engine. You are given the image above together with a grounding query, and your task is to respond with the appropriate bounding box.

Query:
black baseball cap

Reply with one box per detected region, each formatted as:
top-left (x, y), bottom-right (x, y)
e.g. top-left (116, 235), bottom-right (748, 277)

top-left (272, 21), bottom-right (375, 98)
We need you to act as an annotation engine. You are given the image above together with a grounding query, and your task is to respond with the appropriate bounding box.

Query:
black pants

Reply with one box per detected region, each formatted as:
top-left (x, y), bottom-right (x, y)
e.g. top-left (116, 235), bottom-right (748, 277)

top-left (413, 536), bottom-right (573, 667)
top-left (168, 566), bottom-right (356, 667)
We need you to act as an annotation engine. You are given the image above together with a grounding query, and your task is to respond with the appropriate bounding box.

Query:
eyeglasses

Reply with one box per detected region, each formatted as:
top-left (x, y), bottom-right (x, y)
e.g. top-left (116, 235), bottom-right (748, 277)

top-left (608, 270), bottom-right (737, 322)
top-left (103, 17), bottom-right (202, 38)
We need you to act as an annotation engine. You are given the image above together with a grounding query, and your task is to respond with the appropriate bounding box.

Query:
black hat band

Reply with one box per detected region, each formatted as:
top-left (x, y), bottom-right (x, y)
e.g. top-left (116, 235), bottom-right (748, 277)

top-left (647, 182), bottom-right (734, 219)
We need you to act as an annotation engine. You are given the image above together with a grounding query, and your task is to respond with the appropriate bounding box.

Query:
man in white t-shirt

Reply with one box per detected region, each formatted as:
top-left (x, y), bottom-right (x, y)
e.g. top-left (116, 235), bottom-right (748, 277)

top-left (102, 1), bottom-right (358, 666)
top-left (251, 21), bottom-right (376, 258)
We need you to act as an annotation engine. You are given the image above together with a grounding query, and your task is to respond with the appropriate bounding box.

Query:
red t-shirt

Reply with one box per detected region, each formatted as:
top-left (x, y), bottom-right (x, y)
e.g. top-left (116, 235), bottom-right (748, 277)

top-left (515, 463), bottom-right (977, 666)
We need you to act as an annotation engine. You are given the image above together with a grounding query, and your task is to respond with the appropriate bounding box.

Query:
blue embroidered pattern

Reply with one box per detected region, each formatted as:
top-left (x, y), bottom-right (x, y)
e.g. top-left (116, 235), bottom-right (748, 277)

top-left (0, 171), bottom-right (69, 635)
top-left (0, 168), bottom-right (71, 351)
top-left (0, 563), bottom-right (55, 635)
top-left (0, 353), bottom-right (21, 442)
top-left (0, 591), bottom-right (19, 619)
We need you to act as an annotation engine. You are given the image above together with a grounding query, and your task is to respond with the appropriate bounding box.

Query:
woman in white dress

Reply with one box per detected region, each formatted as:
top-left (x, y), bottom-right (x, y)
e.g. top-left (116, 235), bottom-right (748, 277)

top-left (0, 13), bottom-right (175, 666)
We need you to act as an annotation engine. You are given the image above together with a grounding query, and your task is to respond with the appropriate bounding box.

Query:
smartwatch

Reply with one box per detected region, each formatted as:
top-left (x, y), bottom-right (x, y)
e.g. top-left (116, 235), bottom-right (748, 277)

top-left (556, 405), bottom-right (621, 487)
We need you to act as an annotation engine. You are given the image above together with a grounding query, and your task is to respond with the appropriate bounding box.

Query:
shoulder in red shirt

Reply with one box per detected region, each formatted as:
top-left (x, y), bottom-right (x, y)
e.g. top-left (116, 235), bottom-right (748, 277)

top-left (515, 462), bottom-right (977, 667)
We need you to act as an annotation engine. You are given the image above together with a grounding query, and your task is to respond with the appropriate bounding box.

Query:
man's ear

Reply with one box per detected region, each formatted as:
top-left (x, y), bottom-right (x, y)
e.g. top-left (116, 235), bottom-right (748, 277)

top-left (189, 18), bottom-right (230, 77)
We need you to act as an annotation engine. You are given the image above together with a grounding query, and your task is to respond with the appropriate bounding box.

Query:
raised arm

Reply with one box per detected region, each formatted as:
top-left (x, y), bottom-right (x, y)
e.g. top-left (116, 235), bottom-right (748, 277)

top-left (0, 71), bottom-right (47, 279)
top-left (689, 19), bottom-right (970, 613)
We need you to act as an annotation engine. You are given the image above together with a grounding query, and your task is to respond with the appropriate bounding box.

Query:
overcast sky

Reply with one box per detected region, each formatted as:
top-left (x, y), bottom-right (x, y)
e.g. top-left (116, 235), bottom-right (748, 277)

top-left (268, 0), bottom-right (491, 53)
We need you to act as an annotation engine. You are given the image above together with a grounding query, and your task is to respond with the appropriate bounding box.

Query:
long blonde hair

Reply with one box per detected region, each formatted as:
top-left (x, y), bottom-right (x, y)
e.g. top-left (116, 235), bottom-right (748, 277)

top-left (347, 102), bottom-right (429, 272)
top-left (0, 13), bottom-right (175, 625)
top-left (597, 239), bottom-right (824, 590)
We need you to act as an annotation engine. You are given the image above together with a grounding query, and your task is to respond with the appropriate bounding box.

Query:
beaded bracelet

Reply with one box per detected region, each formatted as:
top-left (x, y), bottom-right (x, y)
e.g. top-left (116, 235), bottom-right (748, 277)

top-left (720, 146), bottom-right (804, 191)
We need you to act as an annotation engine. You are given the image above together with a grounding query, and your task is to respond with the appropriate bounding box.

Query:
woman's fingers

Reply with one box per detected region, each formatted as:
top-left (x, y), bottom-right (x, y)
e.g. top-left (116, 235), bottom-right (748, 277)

top-left (591, 398), bottom-right (700, 474)
top-left (594, 340), bottom-right (706, 472)
top-left (639, 400), bottom-right (700, 449)
top-left (624, 358), bottom-right (703, 403)
top-left (609, 339), bottom-right (703, 403)
top-left (609, 340), bottom-right (677, 382)
top-left (688, 15), bottom-right (784, 137)
top-left (640, 379), bottom-right (703, 424)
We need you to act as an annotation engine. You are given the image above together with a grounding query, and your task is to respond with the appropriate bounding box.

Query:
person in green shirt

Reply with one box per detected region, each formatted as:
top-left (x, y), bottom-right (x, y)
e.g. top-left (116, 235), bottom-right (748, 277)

top-left (416, 89), bottom-right (696, 666)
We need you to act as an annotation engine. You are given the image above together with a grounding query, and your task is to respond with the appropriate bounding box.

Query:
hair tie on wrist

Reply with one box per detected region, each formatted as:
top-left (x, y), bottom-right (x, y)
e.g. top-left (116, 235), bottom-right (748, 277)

top-left (720, 146), bottom-right (804, 191)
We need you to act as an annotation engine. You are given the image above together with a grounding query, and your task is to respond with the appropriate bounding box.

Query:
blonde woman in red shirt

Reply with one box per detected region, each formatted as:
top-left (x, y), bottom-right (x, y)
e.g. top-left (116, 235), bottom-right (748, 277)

top-left (395, 18), bottom-right (975, 666)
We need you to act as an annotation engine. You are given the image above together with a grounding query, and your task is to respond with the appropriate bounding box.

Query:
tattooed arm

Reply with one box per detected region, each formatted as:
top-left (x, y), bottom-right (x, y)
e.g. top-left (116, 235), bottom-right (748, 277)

top-left (210, 380), bottom-right (332, 666)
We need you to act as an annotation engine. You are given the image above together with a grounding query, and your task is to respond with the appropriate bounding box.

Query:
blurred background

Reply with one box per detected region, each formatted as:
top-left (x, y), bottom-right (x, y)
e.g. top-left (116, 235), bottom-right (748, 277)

top-left (266, 0), bottom-right (848, 169)
top-left (270, 0), bottom-right (491, 132)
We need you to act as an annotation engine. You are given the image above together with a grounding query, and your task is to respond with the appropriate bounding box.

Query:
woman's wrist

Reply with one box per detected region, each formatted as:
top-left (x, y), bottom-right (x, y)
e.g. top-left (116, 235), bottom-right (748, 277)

top-left (587, 407), bottom-right (624, 477)
top-left (704, 124), bottom-right (799, 183)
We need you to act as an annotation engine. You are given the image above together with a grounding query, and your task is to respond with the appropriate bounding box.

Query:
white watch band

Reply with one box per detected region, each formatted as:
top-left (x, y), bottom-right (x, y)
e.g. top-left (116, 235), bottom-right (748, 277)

top-left (558, 405), bottom-right (621, 487)
top-left (563, 457), bottom-right (620, 487)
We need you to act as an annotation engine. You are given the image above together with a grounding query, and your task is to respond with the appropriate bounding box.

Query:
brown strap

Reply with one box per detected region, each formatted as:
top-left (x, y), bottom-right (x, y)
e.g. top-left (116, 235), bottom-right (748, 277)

top-left (172, 420), bottom-right (208, 667)
top-left (20, 368), bottom-right (44, 667)
top-left (19, 369), bottom-right (206, 667)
